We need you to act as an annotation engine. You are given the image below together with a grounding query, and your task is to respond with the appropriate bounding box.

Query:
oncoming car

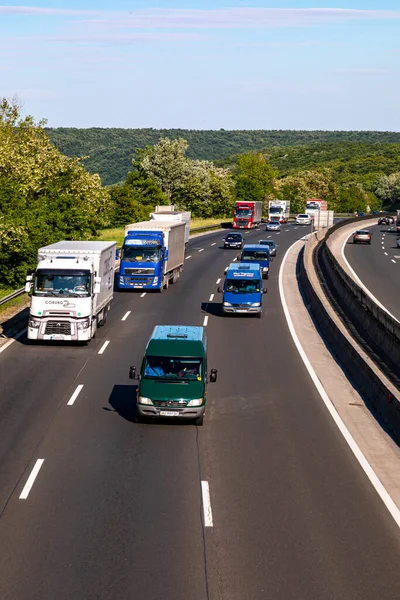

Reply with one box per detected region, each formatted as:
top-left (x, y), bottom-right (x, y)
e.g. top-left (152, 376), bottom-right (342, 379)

top-left (353, 229), bottom-right (372, 244)
top-left (223, 233), bottom-right (244, 249)
top-left (258, 239), bottom-right (277, 256)
top-left (296, 214), bottom-right (312, 225)
top-left (266, 221), bottom-right (281, 232)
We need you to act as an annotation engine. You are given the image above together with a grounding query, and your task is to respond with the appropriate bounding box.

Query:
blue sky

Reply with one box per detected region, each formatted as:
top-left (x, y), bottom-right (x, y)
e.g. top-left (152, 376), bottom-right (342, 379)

top-left (0, 1), bottom-right (399, 130)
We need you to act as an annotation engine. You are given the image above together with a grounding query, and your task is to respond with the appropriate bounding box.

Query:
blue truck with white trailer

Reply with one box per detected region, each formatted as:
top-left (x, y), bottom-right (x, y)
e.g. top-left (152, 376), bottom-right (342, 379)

top-left (218, 263), bottom-right (267, 317)
top-left (119, 220), bottom-right (186, 291)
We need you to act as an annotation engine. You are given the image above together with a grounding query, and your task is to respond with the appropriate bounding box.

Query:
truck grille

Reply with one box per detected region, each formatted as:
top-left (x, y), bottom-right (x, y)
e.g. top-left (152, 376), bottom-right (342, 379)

top-left (126, 277), bottom-right (153, 285)
top-left (124, 268), bottom-right (155, 275)
top-left (237, 220), bottom-right (249, 226)
top-left (44, 321), bottom-right (71, 335)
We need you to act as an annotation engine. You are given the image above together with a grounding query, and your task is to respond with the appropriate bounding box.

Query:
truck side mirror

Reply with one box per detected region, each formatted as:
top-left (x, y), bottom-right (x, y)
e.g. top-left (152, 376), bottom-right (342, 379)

top-left (129, 366), bottom-right (137, 380)
top-left (93, 276), bottom-right (101, 294)
top-left (263, 288), bottom-right (267, 294)
top-left (217, 287), bottom-right (223, 294)
top-left (210, 369), bottom-right (218, 383)
top-left (25, 275), bottom-right (33, 293)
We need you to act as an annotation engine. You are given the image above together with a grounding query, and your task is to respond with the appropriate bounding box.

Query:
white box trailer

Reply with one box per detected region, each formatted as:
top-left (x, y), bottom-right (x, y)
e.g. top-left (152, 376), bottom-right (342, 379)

top-left (25, 241), bottom-right (116, 342)
top-left (123, 221), bottom-right (186, 289)
top-left (150, 207), bottom-right (191, 245)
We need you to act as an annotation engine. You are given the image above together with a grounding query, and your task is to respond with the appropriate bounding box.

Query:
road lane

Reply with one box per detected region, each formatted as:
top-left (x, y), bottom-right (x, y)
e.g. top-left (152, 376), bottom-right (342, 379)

top-left (1, 223), bottom-right (399, 599)
top-left (344, 223), bottom-right (400, 321)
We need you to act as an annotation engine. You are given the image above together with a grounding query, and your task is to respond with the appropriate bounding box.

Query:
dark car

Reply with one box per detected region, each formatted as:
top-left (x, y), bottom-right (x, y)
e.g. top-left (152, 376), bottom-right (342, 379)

top-left (258, 239), bottom-right (277, 256)
top-left (223, 233), bottom-right (244, 249)
top-left (378, 217), bottom-right (387, 225)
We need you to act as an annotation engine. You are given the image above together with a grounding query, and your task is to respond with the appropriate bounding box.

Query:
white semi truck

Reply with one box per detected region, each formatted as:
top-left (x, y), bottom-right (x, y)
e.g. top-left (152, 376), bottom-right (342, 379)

top-left (25, 241), bottom-right (116, 342)
top-left (268, 200), bottom-right (290, 223)
top-left (149, 205), bottom-right (191, 246)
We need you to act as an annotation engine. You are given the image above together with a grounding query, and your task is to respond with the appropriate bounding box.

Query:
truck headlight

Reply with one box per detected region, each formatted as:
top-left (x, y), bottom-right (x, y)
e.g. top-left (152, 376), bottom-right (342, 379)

top-left (119, 276), bottom-right (124, 283)
top-left (251, 302), bottom-right (261, 307)
top-left (223, 302), bottom-right (232, 307)
top-left (138, 396), bottom-right (153, 405)
top-left (77, 318), bottom-right (90, 330)
top-left (187, 398), bottom-right (203, 407)
top-left (29, 318), bottom-right (40, 328)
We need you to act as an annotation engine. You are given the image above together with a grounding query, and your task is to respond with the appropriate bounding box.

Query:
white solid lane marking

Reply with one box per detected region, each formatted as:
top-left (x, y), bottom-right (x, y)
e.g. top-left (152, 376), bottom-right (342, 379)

top-left (98, 341), bottom-right (110, 355)
top-left (121, 311), bottom-right (131, 321)
top-left (267, 235), bottom-right (271, 238)
top-left (203, 316), bottom-right (209, 327)
top-left (67, 384), bottom-right (83, 406)
top-left (201, 481), bottom-right (213, 527)
top-left (19, 459), bottom-right (45, 500)
top-left (342, 233), bottom-right (399, 323)
top-left (0, 327), bottom-right (27, 355)
top-left (140, 293), bottom-right (146, 298)
top-left (211, 243), bottom-right (216, 246)
top-left (209, 294), bottom-right (214, 302)
top-left (392, 259), bottom-right (396, 264)
top-left (216, 278), bottom-right (221, 285)
top-left (186, 255), bottom-right (192, 259)
top-left (198, 248), bottom-right (204, 253)
top-left (279, 240), bottom-right (400, 530)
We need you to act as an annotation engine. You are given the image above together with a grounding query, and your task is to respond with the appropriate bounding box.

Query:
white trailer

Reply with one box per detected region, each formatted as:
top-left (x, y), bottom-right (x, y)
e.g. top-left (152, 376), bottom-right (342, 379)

top-left (25, 241), bottom-right (116, 342)
top-left (150, 206), bottom-right (191, 246)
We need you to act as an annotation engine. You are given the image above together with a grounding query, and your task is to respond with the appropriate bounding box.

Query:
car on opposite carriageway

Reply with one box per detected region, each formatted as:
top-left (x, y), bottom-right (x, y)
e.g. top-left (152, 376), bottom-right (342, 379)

top-left (353, 229), bottom-right (372, 244)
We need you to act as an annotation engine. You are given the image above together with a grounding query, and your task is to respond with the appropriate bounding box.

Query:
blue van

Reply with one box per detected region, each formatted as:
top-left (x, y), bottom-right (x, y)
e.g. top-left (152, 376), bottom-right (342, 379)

top-left (239, 244), bottom-right (270, 279)
top-left (218, 263), bottom-right (267, 318)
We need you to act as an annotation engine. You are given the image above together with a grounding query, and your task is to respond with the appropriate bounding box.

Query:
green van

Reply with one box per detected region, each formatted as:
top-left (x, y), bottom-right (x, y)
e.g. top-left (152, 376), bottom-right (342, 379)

top-left (129, 325), bottom-right (217, 426)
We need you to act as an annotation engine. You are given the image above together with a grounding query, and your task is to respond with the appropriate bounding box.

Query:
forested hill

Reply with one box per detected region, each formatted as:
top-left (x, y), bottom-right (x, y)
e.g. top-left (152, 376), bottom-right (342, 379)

top-left (45, 128), bottom-right (400, 186)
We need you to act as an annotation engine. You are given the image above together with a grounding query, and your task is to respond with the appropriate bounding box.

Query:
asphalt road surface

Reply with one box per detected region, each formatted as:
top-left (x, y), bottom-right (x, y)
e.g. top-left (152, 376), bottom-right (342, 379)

top-left (344, 222), bottom-right (400, 321)
top-left (0, 224), bottom-right (399, 600)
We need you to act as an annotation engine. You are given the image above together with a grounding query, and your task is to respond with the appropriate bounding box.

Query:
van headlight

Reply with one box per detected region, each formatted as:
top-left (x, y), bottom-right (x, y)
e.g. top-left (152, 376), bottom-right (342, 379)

top-left (187, 398), bottom-right (203, 407)
top-left (251, 302), bottom-right (261, 307)
top-left (262, 267), bottom-right (269, 272)
top-left (29, 318), bottom-right (41, 328)
top-left (138, 396), bottom-right (153, 405)
top-left (77, 318), bottom-right (90, 330)
top-left (223, 302), bottom-right (232, 307)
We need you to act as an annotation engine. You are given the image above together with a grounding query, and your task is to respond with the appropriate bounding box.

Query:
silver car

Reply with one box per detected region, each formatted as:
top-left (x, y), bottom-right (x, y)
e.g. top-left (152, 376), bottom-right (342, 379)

top-left (258, 239), bottom-right (277, 256)
top-left (353, 229), bottom-right (372, 244)
top-left (266, 221), bottom-right (281, 231)
top-left (296, 214), bottom-right (312, 225)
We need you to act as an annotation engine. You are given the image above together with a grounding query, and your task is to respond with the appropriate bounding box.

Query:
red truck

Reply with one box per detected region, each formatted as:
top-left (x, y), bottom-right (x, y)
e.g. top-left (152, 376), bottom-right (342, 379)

top-left (232, 201), bottom-right (263, 229)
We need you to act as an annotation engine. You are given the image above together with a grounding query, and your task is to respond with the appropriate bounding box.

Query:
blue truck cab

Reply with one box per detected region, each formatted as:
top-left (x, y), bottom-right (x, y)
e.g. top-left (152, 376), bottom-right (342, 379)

top-left (238, 244), bottom-right (270, 279)
top-left (119, 231), bottom-right (165, 290)
top-left (218, 263), bottom-right (267, 317)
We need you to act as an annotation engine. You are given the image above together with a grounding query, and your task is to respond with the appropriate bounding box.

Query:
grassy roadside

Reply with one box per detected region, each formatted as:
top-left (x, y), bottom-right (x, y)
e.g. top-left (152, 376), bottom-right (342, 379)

top-left (96, 218), bottom-right (226, 246)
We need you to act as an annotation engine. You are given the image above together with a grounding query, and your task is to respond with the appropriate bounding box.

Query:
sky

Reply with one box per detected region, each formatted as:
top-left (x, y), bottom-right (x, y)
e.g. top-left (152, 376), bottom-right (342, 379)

top-left (0, 1), bottom-right (399, 130)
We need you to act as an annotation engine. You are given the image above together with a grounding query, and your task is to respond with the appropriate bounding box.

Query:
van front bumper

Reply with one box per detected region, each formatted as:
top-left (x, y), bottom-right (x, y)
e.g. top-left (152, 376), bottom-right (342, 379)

top-left (137, 405), bottom-right (205, 419)
top-left (222, 306), bottom-right (261, 314)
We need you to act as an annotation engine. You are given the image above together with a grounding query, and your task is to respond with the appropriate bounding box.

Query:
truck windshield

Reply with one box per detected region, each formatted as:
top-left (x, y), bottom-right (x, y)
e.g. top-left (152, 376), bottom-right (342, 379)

top-left (121, 247), bottom-right (161, 262)
top-left (225, 279), bottom-right (261, 293)
top-left (144, 357), bottom-right (202, 380)
top-left (241, 250), bottom-right (269, 261)
top-left (269, 207), bottom-right (283, 214)
top-left (34, 270), bottom-right (91, 297)
top-left (235, 209), bottom-right (252, 216)
top-left (306, 202), bottom-right (320, 210)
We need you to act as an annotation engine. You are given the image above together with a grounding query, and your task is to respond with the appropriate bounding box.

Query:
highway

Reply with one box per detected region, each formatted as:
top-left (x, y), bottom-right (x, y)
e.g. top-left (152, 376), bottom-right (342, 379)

top-left (344, 221), bottom-right (400, 321)
top-left (0, 224), bottom-right (400, 600)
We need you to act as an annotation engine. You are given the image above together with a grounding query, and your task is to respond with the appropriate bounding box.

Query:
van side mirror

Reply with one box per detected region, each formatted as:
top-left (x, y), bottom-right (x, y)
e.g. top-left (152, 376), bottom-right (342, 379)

top-left (93, 276), bottom-right (101, 294)
top-left (129, 366), bottom-right (137, 380)
top-left (115, 248), bottom-right (120, 259)
top-left (217, 287), bottom-right (223, 294)
top-left (263, 288), bottom-right (267, 294)
top-left (210, 369), bottom-right (218, 383)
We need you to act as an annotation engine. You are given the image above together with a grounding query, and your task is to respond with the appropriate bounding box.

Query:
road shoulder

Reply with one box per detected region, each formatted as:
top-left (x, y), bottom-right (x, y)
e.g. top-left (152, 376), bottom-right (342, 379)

top-left (281, 239), bottom-right (400, 510)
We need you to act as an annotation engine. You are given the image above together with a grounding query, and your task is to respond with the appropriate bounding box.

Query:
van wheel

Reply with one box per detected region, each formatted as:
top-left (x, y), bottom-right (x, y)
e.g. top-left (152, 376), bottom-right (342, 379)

top-left (195, 414), bottom-right (204, 426)
top-left (135, 409), bottom-right (144, 423)
top-left (256, 312), bottom-right (262, 319)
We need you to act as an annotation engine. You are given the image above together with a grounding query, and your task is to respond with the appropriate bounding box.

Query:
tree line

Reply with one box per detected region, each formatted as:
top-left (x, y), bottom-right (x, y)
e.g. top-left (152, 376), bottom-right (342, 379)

top-left (1, 97), bottom-right (400, 288)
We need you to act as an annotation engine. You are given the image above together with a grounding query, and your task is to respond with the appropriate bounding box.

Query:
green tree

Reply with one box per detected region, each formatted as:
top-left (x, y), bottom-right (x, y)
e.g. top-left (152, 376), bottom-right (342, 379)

top-left (374, 172), bottom-right (400, 205)
top-left (234, 152), bottom-right (278, 204)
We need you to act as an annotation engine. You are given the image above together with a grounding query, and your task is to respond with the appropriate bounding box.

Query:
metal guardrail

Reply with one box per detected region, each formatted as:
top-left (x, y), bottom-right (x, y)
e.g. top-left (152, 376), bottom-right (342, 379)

top-left (0, 288), bottom-right (25, 306)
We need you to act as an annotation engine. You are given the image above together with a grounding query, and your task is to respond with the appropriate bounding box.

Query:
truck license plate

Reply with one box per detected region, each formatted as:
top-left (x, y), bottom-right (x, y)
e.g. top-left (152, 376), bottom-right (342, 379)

top-left (160, 411), bottom-right (180, 417)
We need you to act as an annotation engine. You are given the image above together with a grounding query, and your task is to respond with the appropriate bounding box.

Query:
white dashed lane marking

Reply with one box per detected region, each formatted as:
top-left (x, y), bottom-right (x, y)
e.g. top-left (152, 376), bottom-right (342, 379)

top-left (67, 384), bottom-right (83, 406)
top-left (216, 278), bottom-right (221, 285)
top-left (98, 341), bottom-right (110, 355)
top-left (203, 316), bottom-right (209, 327)
top-left (186, 255), bottom-right (192, 259)
top-left (121, 311), bottom-right (131, 321)
top-left (209, 294), bottom-right (214, 302)
top-left (201, 481), bottom-right (213, 527)
top-left (140, 293), bottom-right (146, 298)
top-left (19, 459), bottom-right (45, 500)
top-left (198, 249), bottom-right (204, 253)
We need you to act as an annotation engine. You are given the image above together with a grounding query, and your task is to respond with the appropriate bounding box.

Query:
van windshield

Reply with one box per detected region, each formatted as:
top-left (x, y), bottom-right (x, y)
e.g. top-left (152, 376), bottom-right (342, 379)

top-left (241, 250), bottom-right (269, 261)
top-left (144, 357), bottom-right (202, 380)
top-left (225, 279), bottom-right (261, 293)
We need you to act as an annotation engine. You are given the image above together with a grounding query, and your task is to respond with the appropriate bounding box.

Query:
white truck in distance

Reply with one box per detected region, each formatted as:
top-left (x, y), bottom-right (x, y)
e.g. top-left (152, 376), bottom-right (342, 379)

top-left (268, 200), bottom-right (290, 223)
top-left (305, 199), bottom-right (328, 220)
top-left (149, 205), bottom-right (191, 247)
top-left (25, 241), bottom-right (116, 342)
